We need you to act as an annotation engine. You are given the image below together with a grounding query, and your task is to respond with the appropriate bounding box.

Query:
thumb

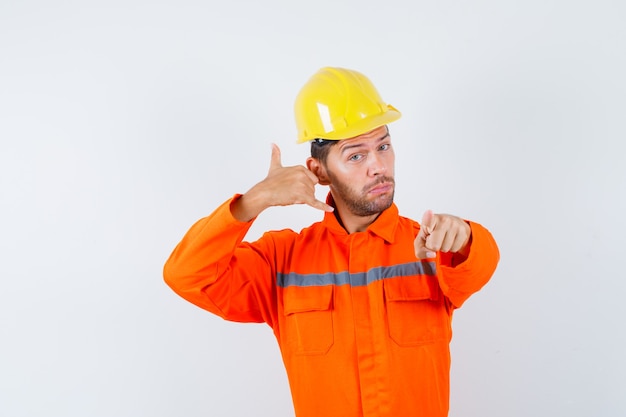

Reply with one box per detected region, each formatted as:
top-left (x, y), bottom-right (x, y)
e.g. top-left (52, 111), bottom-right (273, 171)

top-left (269, 143), bottom-right (283, 172)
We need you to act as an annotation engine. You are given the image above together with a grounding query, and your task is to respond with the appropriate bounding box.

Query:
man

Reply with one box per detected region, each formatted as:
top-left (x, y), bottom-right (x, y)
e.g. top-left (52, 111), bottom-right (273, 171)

top-left (164, 67), bottom-right (499, 417)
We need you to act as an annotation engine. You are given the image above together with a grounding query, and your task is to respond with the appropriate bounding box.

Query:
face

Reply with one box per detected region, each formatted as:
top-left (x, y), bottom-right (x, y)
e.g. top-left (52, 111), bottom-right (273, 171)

top-left (321, 126), bottom-right (395, 217)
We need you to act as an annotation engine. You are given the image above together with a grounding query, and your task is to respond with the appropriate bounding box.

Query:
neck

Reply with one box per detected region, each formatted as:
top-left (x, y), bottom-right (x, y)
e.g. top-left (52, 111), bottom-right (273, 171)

top-left (332, 203), bottom-right (381, 234)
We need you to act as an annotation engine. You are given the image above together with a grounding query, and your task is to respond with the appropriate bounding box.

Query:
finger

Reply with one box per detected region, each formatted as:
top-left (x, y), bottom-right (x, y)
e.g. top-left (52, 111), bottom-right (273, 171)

top-left (425, 228), bottom-right (445, 253)
top-left (439, 229), bottom-right (456, 253)
top-left (415, 209), bottom-right (435, 247)
top-left (450, 224), bottom-right (471, 253)
top-left (414, 233), bottom-right (436, 259)
top-left (450, 235), bottom-right (468, 253)
top-left (420, 210), bottom-right (436, 234)
top-left (300, 190), bottom-right (333, 212)
top-left (302, 166), bottom-right (320, 185)
top-left (269, 143), bottom-right (283, 172)
top-left (307, 198), bottom-right (334, 213)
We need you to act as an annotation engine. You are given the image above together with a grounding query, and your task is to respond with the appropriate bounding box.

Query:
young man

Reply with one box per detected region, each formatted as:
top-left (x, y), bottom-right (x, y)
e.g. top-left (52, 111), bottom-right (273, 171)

top-left (164, 67), bottom-right (500, 417)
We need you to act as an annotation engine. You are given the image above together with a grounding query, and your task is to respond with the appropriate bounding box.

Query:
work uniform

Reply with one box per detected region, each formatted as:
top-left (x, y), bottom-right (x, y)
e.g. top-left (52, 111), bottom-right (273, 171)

top-left (164, 194), bottom-right (499, 417)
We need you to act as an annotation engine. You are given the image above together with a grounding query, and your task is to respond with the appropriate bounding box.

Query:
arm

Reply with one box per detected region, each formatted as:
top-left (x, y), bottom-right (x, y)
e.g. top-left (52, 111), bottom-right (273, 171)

top-left (436, 221), bottom-right (499, 308)
top-left (163, 196), bottom-right (274, 323)
top-left (163, 144), bottom-right (333, 323)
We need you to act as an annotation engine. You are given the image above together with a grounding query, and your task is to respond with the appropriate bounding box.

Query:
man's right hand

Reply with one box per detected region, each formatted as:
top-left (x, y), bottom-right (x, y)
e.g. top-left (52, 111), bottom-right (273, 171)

top-left (231, 144), bottom-right (334, 222)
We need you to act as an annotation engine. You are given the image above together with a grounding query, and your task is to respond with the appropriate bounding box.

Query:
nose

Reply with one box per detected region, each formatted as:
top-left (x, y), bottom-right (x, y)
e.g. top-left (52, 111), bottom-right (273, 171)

top-left (368, 153), bottom-right (387, 176)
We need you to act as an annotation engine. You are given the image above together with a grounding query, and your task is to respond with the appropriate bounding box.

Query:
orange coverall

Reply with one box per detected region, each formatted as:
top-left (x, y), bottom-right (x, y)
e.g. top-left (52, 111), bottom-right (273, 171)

top-left (164, 194), bottom-right (500, 417)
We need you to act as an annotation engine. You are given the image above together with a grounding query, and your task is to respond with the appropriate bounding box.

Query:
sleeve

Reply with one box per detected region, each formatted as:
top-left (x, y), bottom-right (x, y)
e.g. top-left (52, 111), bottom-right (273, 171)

top-left (436, 221), bottom-right (500, 309)
top-left (163, 195), bottom-right (279, 326)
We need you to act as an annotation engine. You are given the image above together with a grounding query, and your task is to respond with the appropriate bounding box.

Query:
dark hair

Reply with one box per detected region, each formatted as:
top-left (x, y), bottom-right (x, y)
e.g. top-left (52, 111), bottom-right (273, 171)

top-left (310, 139), bottom-right (338, 164)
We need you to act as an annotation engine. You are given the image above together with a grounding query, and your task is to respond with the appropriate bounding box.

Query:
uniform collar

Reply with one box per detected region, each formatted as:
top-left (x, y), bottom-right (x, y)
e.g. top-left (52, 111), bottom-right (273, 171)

top-left (322, 193), bottom-right (399, 243)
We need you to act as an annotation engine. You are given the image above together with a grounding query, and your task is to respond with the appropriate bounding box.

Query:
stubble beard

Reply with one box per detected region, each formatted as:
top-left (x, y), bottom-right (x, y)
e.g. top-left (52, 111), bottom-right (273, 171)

top-left (329, 173), bottom-right (396, 217)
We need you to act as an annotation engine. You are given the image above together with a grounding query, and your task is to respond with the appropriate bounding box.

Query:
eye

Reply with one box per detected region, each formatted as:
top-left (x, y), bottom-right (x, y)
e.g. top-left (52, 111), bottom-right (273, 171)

top-left (379, 143), bottom-right (391, 151)
top-left (349, 153), bottom-right (363, 162)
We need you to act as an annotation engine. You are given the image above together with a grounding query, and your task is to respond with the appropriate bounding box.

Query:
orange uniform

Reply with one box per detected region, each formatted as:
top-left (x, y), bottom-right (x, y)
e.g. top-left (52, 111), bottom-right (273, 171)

top-left (164, 194), bottom-right (499, 417)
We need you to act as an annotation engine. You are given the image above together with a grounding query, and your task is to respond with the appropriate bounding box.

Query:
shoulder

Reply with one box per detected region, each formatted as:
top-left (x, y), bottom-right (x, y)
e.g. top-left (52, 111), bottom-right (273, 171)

top-left (397, 213), bottom-right (420, 234)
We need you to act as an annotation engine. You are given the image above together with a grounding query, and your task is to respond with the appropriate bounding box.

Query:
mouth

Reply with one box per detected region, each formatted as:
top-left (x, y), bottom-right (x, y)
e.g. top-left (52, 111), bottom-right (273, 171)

top-left (367, 182), bottom-right (394, 195)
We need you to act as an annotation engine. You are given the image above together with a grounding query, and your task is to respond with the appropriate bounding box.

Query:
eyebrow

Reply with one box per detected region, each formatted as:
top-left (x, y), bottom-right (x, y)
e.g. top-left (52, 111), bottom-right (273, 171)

top-left (339, 131), bottom-right (390, 154)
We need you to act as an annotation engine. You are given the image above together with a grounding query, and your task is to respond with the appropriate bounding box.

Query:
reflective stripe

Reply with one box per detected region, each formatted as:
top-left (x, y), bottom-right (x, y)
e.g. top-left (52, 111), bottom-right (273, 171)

top-left (276, 261), bottom-right (437, 288)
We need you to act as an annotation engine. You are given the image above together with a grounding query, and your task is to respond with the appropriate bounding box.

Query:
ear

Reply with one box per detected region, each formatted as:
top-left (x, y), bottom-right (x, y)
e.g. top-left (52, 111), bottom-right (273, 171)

top-left (307, 157), bottom-right (330, 185)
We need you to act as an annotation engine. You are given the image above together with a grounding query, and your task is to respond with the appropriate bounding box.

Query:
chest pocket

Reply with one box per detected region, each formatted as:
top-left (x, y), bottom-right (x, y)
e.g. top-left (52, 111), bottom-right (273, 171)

top-left (384, 274), bottom-right (451, 347)
top-left (283, 285), bottom-right (334, 355)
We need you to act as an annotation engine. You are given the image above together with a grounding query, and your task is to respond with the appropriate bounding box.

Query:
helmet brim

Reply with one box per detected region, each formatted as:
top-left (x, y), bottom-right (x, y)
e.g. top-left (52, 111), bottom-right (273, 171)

top-left (296, 105), bottom-right (401, 144)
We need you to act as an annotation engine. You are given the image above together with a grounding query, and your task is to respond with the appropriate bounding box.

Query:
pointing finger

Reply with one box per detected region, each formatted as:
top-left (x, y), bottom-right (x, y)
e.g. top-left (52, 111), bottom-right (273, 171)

top-left (415, 209), bottom-right (437, 259)
top-left (420, 210), bottom-right (436, 235)
top-left (415, 209), bottom-right (435, 243)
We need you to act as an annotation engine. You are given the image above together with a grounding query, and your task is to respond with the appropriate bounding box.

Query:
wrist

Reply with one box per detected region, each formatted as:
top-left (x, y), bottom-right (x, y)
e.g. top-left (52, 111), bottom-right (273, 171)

top-left (231, 192), bottom-right (265, 222)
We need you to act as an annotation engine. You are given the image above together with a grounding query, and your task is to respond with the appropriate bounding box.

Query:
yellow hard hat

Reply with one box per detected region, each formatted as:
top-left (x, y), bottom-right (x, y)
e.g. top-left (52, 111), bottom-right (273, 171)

top-left (294, 67), bottom-right (401, 143)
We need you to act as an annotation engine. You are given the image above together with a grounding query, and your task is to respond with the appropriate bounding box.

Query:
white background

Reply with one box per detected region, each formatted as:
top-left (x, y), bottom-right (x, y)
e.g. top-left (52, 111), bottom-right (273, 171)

top-left (1, 0), bottom-right (625, 416)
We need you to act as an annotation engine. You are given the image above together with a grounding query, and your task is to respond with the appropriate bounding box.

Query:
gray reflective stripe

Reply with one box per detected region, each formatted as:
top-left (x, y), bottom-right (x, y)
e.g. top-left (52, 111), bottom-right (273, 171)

top-left (276, 261), bottom-right (437, 288)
